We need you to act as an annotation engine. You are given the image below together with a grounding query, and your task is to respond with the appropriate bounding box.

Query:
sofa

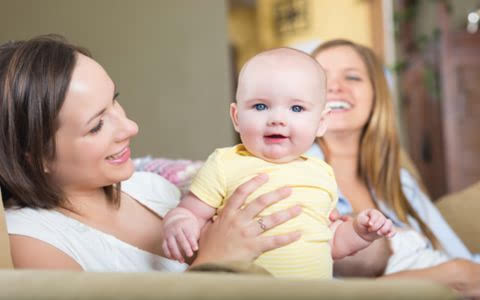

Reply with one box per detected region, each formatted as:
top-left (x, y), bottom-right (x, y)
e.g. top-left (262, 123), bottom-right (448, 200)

top-left (0, 156), bottom-right (478, 299)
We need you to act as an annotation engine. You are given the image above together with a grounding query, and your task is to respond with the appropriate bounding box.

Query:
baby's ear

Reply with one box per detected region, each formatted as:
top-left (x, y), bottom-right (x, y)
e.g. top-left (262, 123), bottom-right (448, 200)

top-left (316, 108), bottom-right (331, 137)
top-left (229, 102), bottom-right (240, 133)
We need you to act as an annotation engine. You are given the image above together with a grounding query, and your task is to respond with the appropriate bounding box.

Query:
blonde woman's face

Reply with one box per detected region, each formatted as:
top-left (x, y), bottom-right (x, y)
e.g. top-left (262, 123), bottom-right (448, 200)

top-left (314, 45), bottom-right (374, 136)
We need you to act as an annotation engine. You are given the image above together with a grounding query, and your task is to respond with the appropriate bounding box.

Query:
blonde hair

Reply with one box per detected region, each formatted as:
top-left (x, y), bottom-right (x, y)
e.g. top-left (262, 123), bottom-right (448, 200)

top-left (312, 39), bottom-right (438, 247)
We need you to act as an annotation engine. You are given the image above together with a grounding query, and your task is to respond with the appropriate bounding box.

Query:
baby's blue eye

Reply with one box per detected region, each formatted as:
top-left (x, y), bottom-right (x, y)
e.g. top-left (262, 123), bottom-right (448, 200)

top-left (254, 103), bottom-right (267, 111)
top-left (291, 105), bottom-right (304, 112)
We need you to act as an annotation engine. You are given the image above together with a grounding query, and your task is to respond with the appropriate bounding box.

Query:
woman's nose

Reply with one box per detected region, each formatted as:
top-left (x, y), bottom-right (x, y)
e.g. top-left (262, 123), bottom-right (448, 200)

top-left (114, 110), bottom-right (139, 141)
top-left (327, 78), bottom-right (342, 93)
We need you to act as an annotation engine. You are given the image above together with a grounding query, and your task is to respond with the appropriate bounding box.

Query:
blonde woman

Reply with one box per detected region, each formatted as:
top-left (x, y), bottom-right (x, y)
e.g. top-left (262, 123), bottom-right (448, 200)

top-left (307, 39), bottom-right (480, 298)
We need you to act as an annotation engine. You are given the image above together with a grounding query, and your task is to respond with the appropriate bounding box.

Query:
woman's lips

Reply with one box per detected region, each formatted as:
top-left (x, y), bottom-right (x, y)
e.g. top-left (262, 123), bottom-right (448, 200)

top-left (106, 147), bottom-right (131, 164)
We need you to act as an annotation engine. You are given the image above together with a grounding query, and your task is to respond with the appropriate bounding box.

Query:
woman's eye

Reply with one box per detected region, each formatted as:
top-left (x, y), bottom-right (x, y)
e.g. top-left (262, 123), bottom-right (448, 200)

top-left (291, 105), bottom-right (304, 112)
top-left (346, 75), bottom-right (361, 81)
top-left (90, 119), bottom-right (104, 134)
top-left (254, 103), bottom-right (267, 111)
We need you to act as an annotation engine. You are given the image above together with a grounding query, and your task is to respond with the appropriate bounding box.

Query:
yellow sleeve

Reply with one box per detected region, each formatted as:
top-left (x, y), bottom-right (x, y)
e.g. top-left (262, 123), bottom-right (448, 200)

top-left (309, 157), bottom-right (338, 217)
top-left (189, 149), bottom-right (226, 208)
top-left (327, 167), bottom-right (338, 216)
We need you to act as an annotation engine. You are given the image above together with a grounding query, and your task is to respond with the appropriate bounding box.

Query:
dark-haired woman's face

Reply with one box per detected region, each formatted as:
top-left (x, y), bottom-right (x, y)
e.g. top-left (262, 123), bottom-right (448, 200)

top-left (48, 54), bottom-right (138, 193)
top-left (314, 45), bottom-right (373, 136)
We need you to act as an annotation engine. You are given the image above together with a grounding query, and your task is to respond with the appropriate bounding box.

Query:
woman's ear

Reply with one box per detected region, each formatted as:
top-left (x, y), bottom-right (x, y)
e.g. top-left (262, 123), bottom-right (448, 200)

top-left (26, 152), bottom-right (50, 173)
top-left (316, 108), bottom-right (331, 137)
top-left (229, 102), bottom-right (240, 133)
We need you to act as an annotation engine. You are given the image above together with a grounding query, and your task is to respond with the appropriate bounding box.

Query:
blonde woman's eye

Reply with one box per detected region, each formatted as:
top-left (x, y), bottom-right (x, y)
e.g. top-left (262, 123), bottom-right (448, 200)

top-left (346, 75), bottom-right (361, 81)
top-left (90, 119), bottom-right (104, 134)
top-left (291, 105), bottom-right (304, 112)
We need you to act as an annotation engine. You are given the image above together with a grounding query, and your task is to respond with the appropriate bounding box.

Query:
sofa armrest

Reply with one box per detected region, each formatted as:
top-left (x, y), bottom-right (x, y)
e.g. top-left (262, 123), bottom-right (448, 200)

top-left (0, 187), bottom-right (13, 269)
top-left (436, 181), bottom-right (480, 253)
top-left (0, 270), bottom-right (458, 300)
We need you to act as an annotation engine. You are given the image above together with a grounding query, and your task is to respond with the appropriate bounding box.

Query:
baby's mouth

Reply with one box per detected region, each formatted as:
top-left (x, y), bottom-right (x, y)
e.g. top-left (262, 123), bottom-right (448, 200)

top-left (264, 134), bottom-right (288, 143)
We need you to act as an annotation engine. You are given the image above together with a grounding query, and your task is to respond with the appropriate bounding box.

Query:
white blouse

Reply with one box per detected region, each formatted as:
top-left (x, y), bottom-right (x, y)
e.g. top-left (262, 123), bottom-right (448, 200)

top-left (6, 172), bottom-right (188, 272)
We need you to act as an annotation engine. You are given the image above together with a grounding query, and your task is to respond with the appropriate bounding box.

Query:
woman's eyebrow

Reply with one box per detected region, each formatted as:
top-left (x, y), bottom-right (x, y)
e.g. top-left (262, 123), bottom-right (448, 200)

top-left (86, 86), bottom-right (118, 126)
top-left (344, 67), bottom-right (361, 72)
top-left (113, 82), bottom-right (119, 101)
top-left (86, 107), bottom-right (106, 126)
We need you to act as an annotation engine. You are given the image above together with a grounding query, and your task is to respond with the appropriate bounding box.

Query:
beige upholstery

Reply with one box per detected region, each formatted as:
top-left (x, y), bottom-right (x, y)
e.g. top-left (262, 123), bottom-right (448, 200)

top-left (437, 181), bottom-right (480, 253)
top-left (0, 271), bottom-right (457, 300)
top-left (0, 187), bottom-right (12, 269)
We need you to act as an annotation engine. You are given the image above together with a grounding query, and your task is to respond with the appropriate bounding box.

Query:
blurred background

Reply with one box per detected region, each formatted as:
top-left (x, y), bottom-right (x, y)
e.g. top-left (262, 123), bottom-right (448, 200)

top-left (0, 0), bottom-right (479, 199)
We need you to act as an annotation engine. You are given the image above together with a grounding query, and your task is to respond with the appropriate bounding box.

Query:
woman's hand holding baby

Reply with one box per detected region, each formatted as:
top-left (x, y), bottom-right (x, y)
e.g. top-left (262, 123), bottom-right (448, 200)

top-left (163, 174), bottom-right (303, 265)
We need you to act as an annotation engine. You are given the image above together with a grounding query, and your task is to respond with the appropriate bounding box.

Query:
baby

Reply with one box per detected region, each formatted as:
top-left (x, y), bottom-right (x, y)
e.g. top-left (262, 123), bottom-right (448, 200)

top-left (162, 48), bottom-right (395, 279)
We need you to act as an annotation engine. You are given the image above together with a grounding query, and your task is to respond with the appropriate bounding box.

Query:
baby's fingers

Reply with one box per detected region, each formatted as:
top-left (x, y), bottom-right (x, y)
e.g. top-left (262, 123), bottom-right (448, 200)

top-left (162, 241), bottom-right (172, 260)
top-left (177, 230), bottom-right (194, 258)
top-left (356, 211), bottom-right (370, 226)
top-left (167, 236), bottom-right (184, 263)
top-left (377, 219), bottom-right (396, 238)
top-left (183, 227), bottom-right (199, 253)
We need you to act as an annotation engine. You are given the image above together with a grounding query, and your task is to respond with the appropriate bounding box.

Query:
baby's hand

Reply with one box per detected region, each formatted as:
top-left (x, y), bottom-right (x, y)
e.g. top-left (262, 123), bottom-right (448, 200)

top-left (162, 207), bottom-right (200, 263)
top-left (354, 209), bottom-right (396, 242)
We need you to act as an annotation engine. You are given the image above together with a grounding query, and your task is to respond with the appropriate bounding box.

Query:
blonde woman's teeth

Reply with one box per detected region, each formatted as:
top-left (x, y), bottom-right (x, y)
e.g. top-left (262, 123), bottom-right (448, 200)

top-left (326, 101), bottom-right (352, 110)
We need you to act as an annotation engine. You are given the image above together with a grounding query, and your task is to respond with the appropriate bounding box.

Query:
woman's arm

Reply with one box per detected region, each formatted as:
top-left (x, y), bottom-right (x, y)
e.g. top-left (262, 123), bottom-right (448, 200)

top-left (9, 235), bottom-right (82, 270)
top-left (381, 259), bottom-right (480, 299)
top-left (190, 174), bottom-right (302, 267)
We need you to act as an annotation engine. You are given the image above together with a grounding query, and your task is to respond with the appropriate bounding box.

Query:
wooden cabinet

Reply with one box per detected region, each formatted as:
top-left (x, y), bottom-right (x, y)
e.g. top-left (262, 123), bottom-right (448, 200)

top-left (439, 31), bottom-right (480, 193)
top-left (400, 2), bottom-right (480, 198)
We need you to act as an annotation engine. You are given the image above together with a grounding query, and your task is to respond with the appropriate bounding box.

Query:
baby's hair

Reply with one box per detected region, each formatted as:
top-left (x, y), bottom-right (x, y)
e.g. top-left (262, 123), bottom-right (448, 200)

top-left (235, 47), bottom-right (326, 103)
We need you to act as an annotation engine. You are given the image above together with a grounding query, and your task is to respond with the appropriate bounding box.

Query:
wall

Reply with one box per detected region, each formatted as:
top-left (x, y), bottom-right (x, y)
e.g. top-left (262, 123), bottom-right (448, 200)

top-left (256, 0), bottom-right (374, 50)
top-left (0, 0), bottom-right (235, 160)
top-left (229, 0), bottom-right (382, 76)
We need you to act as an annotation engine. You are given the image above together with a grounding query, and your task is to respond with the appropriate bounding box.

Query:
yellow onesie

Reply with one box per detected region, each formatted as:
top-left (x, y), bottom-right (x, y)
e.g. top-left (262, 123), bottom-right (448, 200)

top-left (189, 144), bottom-right (338, 279)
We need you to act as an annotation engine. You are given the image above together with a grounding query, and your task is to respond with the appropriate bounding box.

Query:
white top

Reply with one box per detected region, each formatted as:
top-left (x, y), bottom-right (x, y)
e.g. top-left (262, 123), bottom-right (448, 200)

top-left (5, 172), bottom-right (188, 272)
top-left (307, 144), bottom-right (479, 264)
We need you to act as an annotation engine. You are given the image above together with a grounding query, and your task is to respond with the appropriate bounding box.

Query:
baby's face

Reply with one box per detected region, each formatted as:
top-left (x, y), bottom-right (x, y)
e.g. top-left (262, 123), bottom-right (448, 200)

top-left (231, 54), bottom-right (327, 163)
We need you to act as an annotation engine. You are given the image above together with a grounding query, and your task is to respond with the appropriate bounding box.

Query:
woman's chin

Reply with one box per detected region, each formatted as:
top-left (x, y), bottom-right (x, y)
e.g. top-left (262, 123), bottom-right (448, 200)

top-left (107, 161), bottom-right (136, 183)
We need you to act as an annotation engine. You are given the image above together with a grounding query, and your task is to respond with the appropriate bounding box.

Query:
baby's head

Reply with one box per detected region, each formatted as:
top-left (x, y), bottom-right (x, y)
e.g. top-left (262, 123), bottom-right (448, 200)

top-left (231, 47), bottom-right (328, 163)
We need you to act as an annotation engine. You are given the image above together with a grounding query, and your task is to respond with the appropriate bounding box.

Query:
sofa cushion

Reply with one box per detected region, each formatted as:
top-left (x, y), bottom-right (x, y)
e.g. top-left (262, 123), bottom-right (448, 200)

top-left (0, 270), bottom-right (458, 299)
top-left (0, 187), bottom-right (13, 269)
top-left (436, 181), bottom-right (480, 253)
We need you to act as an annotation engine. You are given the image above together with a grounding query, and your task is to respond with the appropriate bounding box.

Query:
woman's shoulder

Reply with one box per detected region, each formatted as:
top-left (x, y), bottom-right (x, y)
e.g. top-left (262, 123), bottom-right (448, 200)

top-left (5, 206), bottom-right (91, 266)
top-left (121, 171), bottom-right (181, 217)
top-left (6, 206), bottom-right (65, 233)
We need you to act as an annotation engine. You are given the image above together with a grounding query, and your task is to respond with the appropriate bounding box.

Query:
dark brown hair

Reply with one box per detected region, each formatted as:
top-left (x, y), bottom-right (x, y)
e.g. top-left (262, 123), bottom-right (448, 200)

top-left (0, 34), bottom-right (120, 209)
